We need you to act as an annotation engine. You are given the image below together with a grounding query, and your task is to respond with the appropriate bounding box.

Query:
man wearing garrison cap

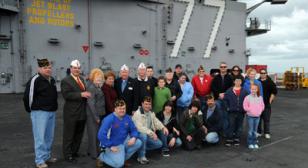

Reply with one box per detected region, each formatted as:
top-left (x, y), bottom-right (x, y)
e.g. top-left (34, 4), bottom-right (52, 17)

top-left (133, 63), bottom-right (155, 110)
top-left (165, 67), bottom-right (182, 105)
top-left (114, 64), bottom-right (137, 115)
top-left (23, 59), bottom-right (58, 168)
top-left (61, 60), bottom-right (91, 162)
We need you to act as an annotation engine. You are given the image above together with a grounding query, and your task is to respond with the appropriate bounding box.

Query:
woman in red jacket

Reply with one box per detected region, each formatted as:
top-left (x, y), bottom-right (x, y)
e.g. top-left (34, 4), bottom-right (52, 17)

top-left (102, 71), bottom-right (117, 116)
top-left (191, 65), bottom-right (212, 113)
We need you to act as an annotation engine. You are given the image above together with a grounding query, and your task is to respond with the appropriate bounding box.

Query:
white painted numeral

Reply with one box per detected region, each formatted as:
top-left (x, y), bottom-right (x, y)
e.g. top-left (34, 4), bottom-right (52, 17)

top-left (170, 0), bottom-right (195, 57)
top-left (203, 0), bottom-right (226, 58)
top-left (170, 0), bottom-right (226, 58)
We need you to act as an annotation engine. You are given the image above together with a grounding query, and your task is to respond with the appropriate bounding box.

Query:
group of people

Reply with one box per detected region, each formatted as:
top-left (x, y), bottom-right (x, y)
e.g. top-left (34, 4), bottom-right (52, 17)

top-left (23, 59), bottom-right (278, 168)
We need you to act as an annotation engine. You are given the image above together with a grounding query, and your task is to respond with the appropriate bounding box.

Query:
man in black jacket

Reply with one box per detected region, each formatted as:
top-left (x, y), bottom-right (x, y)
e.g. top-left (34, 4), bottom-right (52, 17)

top-left (211, 62), bottom-right (233, 137)
top-left (202, 95), bottom-right (222, 144)
top-left (23, 59), bottom-right (58, 168)
top-left (114, 64), bottom-right (137, 115)
top-left (146, 65), bottom-right (158, 87)
top-left (211, 62), bottom-right (234, 100)
top-left (173, 64), bottom-right (189, 82)
top-left (61, 60), bottom-right (91, 162)
top-left (258, 69), bottom-right (278, 139)
top-left (165, 68), bottom-right (182, 106)
top-left (134, 63), bottom-right (155, 108)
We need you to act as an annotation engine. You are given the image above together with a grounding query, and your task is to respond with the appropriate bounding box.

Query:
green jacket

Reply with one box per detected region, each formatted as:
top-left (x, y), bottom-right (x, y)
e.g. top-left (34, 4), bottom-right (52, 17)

top-left (153, 87), bottom-right (171, 113)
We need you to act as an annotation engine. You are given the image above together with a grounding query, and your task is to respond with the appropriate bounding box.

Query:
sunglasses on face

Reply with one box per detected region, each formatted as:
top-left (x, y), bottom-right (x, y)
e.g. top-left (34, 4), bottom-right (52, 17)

top-left (233, 69), bottom-right (239, 72)
top-left (260, 72), bottom-right (267, 74)
top-left (220, 66), bottom-right (227, 68)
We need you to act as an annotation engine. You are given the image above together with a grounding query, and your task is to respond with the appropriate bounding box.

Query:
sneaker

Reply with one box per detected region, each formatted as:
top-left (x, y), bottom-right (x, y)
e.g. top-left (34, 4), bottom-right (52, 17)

top-left (233, 139), bottom-right (240, 146)
top-left (248, 144), bottom-right (254, 149)
top-left (162, 150), bottom-right (170, 157)
top-left (36, 163), bottom-right (48, 168)
top-left (46, 157), bottom-right (57, 163)
top-left (225, 140), bottom-right (233, 147)
top-left (137, 157), bottom-right (149, 165)
top-left (254, 144), bottom-right (259, 149)
top-left (265, 134), bottom-right (271, 139)
top-left (256, 133), bottom-right (262, 138)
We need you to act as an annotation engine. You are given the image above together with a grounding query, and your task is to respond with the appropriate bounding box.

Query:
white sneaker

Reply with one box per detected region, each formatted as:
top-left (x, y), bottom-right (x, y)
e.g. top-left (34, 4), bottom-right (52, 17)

top-left (254, 144), bottom-right (259, 149)
top-left (36, 163), bottom-right (48, 168)
top-left (265, 134), bottom-right (271, 139)
top-left (248, 145), bottom-right (254, 149)
top-left (137, 157), bottom-right (149, 164)
top-left (46, 157), bottom-right (57, 163)
top-left (256, 133), bottom-right (262, 138)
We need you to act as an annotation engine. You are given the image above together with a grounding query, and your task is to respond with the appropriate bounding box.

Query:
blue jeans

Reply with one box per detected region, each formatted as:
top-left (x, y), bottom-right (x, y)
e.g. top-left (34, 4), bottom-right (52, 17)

top-left (216, 100), bottom-right (228, 137)
top-left (138, 133), bottom-right (163, 157)
top-left (205, 132), bottom-right (219, 144)
top-left (247, 116), bottom-right (260, 146)
top-left (99, 138), bottom-right (142, 168)
top-left (226, 112), bottom-right (244, 141)
top-left (157, 131), bottom-right (182, 151)
top-left (31, 111), bottom-right (56, 164)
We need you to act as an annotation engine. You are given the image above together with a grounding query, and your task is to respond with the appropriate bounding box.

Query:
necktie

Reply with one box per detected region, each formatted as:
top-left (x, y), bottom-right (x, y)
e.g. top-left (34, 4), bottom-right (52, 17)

top-left (121, 80), bottom-right (127, 92)
top-left (76, 77), bottom-right (85, 91)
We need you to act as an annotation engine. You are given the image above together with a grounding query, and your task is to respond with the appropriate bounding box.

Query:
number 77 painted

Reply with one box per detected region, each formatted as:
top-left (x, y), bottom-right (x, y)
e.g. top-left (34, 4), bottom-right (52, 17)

top-left (170, 0), bottom-right (226, 58)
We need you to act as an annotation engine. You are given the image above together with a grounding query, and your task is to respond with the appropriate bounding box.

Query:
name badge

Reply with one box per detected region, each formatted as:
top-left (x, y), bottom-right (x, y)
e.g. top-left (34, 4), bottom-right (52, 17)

top-left (128, 87), bottom-right (133, 90)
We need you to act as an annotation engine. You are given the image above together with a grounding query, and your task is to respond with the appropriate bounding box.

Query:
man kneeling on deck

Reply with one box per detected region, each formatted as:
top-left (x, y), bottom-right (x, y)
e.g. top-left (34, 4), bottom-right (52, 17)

top-left (202, 95), bottom-right (222, 144)
top-left (132, 96), bottom-right (169, 164)
top-left (97, 100), bottom-right (142, 168)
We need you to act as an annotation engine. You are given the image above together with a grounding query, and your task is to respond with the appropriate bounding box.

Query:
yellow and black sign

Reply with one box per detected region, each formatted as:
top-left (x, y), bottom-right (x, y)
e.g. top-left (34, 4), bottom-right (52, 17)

top-left (26, 0), bottom-right (75, 27)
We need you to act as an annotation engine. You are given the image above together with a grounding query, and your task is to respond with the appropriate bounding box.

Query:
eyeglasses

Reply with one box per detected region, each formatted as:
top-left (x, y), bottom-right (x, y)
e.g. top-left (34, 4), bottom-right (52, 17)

top-left (220, 66), bottom-right (227, 68)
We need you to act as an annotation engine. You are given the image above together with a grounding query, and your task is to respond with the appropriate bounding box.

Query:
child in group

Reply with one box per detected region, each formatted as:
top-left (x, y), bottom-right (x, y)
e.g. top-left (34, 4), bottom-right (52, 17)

top-left (153, 76), bottom-right (171, 113)
top-left (224, 76), bottom-right (248, 146)
top-left (243, 84), bottom-right (265, 149)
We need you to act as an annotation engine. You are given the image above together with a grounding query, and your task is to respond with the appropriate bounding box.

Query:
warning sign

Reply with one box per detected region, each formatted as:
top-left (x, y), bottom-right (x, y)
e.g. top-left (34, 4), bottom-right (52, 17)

top-left (82, 45), bottom-right (89, 53)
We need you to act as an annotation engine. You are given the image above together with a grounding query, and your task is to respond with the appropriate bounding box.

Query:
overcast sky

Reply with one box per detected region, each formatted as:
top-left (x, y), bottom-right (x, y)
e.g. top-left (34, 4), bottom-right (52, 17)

top-left (238, 0), bottom-right (308, 73)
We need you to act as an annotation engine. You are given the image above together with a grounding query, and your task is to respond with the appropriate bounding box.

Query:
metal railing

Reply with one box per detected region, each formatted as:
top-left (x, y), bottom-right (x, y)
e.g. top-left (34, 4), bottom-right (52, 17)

top-left (246, 17), bottom-right (271, 31)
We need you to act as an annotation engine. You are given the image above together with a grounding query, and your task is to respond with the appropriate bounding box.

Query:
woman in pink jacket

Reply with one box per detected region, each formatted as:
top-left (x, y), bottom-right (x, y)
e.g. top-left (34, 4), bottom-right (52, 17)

top-left (243, 84), bottom-right (264, 149)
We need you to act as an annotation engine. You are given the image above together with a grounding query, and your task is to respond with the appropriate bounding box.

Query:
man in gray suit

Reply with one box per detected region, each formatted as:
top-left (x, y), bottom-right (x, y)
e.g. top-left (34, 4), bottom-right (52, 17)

top-left (61, 60), bottom-right (91, 162)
